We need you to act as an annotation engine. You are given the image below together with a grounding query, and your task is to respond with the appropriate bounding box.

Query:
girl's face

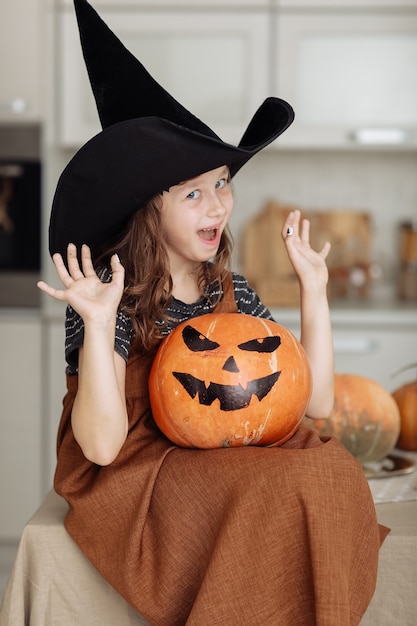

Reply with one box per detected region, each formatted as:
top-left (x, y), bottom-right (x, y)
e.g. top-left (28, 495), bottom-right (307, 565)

top-left (160, 165), bottom-right (233, 269)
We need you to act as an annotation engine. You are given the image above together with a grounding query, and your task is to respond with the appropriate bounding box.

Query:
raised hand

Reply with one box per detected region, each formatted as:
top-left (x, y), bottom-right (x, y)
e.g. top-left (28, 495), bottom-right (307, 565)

top-left (281, 209), bottom-right (330, 290)
top-left (37, 243), bottom-right (125, 323)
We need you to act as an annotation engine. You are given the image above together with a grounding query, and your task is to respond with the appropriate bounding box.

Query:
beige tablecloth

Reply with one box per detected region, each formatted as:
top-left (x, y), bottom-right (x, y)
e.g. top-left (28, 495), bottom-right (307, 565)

top-left (1, 487), bottom-right (416, 625)
top-left (0, 491), bottom-right (149, 626)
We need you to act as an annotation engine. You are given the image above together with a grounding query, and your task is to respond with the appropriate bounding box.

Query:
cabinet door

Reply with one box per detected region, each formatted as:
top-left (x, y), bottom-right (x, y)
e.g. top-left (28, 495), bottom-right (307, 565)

top-left (277, 1), bottom-right (417, 7)
top-left (332, 327), bottom-right (417, 391)
top-left (44, 320), bottom-right (67, 489)
top-left (274, 12), bottom-right (417, 148)
top-left (270, 311), bottom-right (417, 392)
top-left (58, 8), bottom-right (270, 146)
top-left (0, 0), bottom-right (41, 122)
top-left (59, 0), bottom-right (269, 6)
top-left (0, 316), bottom-right (42, 540)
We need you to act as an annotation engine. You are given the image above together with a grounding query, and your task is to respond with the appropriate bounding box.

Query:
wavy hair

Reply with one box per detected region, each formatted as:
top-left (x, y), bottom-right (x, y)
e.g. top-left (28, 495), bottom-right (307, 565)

top-left (96, 194), bottom-right (233, 354)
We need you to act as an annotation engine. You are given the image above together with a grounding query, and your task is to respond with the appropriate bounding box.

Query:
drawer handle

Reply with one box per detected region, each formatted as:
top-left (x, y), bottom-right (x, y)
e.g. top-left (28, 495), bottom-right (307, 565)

top-left (0, 98), bottom-right (27, 114)
top-left (334, 338), bottom-right (378, 354)
top-left (350, 128), bottom-right (409, 145)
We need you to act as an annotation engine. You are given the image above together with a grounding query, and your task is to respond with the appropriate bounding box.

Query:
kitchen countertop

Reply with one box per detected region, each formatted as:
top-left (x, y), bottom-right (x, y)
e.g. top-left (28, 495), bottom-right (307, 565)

top-left (1, 293), bottom-right (416, 326)
top-left (0, 307), bottom-right (41, 319)
top-left (272, 295), bottom-right (417, 327)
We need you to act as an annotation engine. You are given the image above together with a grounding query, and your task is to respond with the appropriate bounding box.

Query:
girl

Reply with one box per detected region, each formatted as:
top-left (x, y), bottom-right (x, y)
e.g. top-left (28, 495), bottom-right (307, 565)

top-left (40, 187), bottom-right (332, 466)
top-left (38, 1), bottom-right (387, 624)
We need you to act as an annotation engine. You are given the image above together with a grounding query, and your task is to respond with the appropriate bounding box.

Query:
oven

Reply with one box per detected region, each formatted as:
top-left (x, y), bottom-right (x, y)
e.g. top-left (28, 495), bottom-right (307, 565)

top-left (0, 126), bottom-right (41, 307)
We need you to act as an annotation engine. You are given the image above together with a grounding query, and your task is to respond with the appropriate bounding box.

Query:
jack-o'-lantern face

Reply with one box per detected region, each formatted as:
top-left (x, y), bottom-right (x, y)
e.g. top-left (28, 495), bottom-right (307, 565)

top-left (149, 313), bottom-right (312, 449)
top-left (172, 323), bottom-right (281, 411)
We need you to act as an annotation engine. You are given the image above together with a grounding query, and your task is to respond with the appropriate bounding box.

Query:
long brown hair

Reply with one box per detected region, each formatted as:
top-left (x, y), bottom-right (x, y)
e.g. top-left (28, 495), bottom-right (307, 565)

top-left (96, 194), bottom-right (233, 353)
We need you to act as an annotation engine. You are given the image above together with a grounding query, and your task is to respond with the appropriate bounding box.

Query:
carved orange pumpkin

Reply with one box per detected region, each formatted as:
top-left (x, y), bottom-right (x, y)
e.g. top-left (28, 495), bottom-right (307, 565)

top-left (149, 313), bottom-right (312, 448)
top-left (306, 373), bottom-right (401, 464)
top-left (392, 364), bottom-right (417, 451)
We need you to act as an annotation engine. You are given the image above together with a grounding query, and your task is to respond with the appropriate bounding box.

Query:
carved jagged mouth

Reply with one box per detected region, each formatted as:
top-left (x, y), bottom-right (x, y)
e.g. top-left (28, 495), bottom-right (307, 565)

top-left (172, 371), bottom-right (281, 411)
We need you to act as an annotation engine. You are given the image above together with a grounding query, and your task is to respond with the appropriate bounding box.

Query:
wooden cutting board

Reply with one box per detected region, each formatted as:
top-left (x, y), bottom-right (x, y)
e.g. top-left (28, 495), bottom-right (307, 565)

top-left (240, 200), bottom-right (372, 307)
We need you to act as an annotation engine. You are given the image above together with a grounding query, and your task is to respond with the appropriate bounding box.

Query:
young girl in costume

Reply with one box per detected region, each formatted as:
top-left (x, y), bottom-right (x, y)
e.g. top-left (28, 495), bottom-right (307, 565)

top-left (38, 1), bottom-right (387, 624)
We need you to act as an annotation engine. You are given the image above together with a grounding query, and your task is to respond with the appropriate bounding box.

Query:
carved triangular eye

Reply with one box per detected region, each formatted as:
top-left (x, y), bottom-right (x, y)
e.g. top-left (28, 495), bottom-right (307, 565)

top-left (238, 336), bottom-right (281, 353)
top-left (182, 325), bottom-right (220, 352)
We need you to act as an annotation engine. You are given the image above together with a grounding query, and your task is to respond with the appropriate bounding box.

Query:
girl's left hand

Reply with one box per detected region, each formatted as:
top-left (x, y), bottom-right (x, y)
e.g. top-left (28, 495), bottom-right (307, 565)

top-left (282, 209), bottom-right (331, 288)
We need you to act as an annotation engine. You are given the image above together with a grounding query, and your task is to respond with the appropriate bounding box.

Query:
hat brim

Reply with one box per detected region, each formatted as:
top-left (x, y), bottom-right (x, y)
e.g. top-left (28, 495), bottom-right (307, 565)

top-left (49, 98), bottom-right (294, 260)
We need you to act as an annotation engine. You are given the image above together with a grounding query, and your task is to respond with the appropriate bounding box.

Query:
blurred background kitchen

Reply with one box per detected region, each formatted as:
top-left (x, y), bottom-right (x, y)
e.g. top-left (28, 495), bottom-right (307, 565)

top-left (1, 0), bottom-right (417, 590)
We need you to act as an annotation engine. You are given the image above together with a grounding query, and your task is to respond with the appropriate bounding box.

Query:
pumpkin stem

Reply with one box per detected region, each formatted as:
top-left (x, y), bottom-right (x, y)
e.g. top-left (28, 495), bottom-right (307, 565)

top-left (391, 363), bottom-right (417, 378)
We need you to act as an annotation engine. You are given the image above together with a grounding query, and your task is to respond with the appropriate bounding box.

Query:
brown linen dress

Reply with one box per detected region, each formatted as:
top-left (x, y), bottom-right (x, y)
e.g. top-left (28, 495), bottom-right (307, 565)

top-left (54, 277), bottom-right (388, 626)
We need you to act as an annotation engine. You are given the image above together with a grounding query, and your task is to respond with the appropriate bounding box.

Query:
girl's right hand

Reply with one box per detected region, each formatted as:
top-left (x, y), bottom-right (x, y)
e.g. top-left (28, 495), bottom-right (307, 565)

top-left (37, 243), bottom-right (125, 324)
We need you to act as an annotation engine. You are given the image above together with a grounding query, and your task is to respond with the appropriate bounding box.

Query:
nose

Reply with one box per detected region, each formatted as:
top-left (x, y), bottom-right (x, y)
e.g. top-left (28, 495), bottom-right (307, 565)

top-left (206, 191), bottom-right (228, 218)
top-left (222, 356), bottom-right (240, 373)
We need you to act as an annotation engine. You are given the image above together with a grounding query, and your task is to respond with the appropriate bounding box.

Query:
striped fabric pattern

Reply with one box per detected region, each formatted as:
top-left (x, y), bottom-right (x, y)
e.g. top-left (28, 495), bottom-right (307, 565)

top-left (64, 272), bottom-right (273, 374)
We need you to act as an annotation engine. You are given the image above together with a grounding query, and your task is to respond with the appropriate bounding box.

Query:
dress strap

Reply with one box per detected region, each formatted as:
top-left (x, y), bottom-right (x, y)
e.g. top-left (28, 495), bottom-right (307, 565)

top-left (213, 272), bottom-right (237, 314)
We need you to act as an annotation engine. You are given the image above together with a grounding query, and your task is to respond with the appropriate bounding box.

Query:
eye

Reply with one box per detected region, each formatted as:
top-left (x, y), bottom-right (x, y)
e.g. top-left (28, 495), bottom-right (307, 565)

top-left (238, 336), bottom-right (281, 353)
top-left (215, 178), bottom-right (227, 190)
top-left (186, 189), bottom-right (201, 200)
top-left (182, 325), bottom-right (220, 352)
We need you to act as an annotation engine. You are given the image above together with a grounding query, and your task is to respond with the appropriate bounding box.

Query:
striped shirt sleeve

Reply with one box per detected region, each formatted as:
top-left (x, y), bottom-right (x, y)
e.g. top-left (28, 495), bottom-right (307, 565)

top-left (232, 273), bottom-right (274, 320)
top-left (65, 305), bottom-right (134, 374)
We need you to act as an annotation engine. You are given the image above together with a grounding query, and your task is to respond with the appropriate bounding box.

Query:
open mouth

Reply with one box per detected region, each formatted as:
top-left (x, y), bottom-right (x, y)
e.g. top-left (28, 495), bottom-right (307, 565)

top-left (198, 227), bottom-right (218, 241)
top-left (173, 371), bottom-right (280, 411)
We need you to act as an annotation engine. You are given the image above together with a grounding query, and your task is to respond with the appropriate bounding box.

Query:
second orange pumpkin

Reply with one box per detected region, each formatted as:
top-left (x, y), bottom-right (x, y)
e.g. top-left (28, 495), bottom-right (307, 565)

top-left (306, 373), bottom-right (401, 464)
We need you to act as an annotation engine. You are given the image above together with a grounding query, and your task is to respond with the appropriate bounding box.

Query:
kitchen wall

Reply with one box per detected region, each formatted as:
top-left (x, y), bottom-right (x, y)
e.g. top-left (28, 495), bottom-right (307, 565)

top-left (231, 149), bottom-right (417, 297)
top-left (44, 145), bottom-right (417, 297)
top-left (46, 146), bottom-right (417, 302)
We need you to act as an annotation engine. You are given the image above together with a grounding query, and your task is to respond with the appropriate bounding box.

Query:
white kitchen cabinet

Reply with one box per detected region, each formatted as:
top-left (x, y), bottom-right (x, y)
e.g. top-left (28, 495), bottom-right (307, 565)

top-left (44, 319), bottom-right (67, 489)
top-left (0, 313), bottom-right (67, 539)
top-left (59, 0), bottom-right (269, 6)
top-left (58, 5), bottom-right (270, 147)
top-left (0, 313), bottom-right (42, 540)
top-left (56, 0), bottom-right (417, 151)
top-left (0, 0), bottom-right (42, 122)
top-left (332, 327), bottom-right (417, 392)
top-left (277, 0), bottom-right (417, 7)
top-left (274, 10), bottom-right (417, 149)
top-left (272, 307), bottom-right (417, 392)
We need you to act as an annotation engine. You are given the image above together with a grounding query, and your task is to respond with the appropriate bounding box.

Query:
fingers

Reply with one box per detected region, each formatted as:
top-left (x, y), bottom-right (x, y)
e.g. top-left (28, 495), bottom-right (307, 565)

top-left (37, 250), bottom-right (75, 300)
top-left (110, 252), bottom-right (123, 271)
top-left (36, 280), bottom-right (67, 301)
top-left (282, 209), bottom-right (301, 241)
top-left (300, 217), bottom-right (310, 244)
top-left (319, 240), bottom-right (331, 259)
top-left (80, 244), bottom-right (97, 277)
top-left (283, 211), bottom-right (319, 249)
top-left (38, 245), bottom-right (124, 304)
top-left (64, 243), bottom-right (97, 280)
top-left (66, 243), bottom-right (85, 279)
top-left (66, 243), bottom-right (81, 273)
top-left (283, 210), bottom-right (311, 244)
top-left (37, 244), bottom-right (92, 300)
top-left (283, 210), bottom-right (331, 260)
top-left (51, 252), bottom-right (74, 288)
top-left (110, 253), bottom-right (125, 286)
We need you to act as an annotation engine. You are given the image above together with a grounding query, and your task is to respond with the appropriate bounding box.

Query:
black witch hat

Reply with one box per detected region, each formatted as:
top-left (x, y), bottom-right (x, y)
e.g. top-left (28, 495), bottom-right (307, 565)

top-left (49, 0), bottom-right (294, 260)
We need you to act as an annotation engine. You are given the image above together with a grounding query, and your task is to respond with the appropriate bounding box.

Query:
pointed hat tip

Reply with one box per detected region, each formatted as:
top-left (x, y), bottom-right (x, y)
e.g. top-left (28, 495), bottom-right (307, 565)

top-left (72, 0), bottom-right (218, 136)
